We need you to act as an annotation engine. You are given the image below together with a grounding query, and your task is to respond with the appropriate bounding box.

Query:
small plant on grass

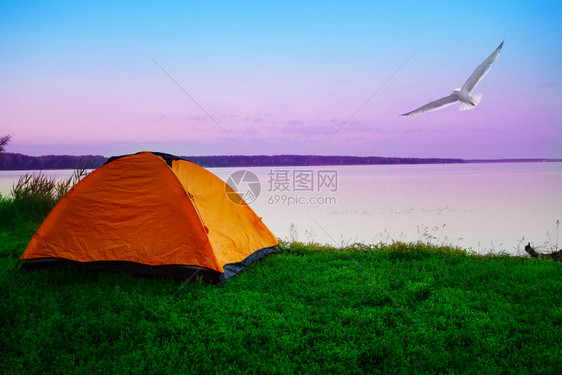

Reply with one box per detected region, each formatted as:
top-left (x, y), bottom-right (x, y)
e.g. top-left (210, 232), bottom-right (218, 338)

top-left (416, 224), bottom-right (450, 246)
top-left (554, 219), bottom-right (560, 250)
top-left (536, 219), bottom-right (561, 253)
top-left (288, 222), bottom-right (298, 242)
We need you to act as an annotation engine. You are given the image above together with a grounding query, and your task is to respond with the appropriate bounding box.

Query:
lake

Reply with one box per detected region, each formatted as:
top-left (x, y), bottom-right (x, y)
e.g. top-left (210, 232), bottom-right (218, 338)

top-left (1, 162), bottom-right (561, 255)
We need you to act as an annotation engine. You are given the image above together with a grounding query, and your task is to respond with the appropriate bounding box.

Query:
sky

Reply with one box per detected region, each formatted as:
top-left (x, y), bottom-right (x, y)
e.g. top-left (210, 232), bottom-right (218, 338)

top-left (1, 0), bottom-right (561, 159)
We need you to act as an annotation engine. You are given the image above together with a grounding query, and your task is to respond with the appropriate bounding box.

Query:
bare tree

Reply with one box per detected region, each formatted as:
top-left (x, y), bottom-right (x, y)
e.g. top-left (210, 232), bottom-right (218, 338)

top-left (0, 135), bottom-right (11, 156)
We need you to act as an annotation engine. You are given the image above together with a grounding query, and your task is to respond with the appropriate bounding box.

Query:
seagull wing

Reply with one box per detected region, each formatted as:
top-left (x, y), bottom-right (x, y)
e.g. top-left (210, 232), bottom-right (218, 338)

top-left (400, 95), bottom-right (458, 116)
top-left (461, 41), bottom-right (504, 94)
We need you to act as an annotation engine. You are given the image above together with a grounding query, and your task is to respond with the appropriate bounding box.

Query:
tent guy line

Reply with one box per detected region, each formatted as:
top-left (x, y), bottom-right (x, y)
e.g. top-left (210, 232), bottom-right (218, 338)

top-left (313, 53), bottom-right (414, 155)
top-left (149, 220), bottom-right (252, 320)
top-left (148, 55), bottom-right (249, 155)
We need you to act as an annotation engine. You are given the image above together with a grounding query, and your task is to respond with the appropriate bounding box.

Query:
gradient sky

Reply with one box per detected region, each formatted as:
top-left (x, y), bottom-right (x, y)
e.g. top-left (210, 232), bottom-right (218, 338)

top-left (1, 1), bottom-right (561, 158)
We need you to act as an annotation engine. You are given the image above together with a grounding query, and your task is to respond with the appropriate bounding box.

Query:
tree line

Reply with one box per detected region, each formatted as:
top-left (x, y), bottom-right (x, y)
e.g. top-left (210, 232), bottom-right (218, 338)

top-left (0, 153), bottom-right (108, 170)
top-left (183, 154), bottom-right (465, 167)
top-left (0, 152), bottom-right (464, 170)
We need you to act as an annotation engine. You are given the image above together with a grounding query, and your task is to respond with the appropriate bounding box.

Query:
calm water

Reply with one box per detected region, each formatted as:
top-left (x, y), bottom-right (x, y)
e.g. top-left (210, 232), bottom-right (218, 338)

top-left (1, 162), bottom-right (561, 255)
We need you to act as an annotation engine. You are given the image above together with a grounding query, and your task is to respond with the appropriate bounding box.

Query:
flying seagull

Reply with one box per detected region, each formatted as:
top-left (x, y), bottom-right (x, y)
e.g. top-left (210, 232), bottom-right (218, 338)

top-left (401, 41), bottom-right (504, 116)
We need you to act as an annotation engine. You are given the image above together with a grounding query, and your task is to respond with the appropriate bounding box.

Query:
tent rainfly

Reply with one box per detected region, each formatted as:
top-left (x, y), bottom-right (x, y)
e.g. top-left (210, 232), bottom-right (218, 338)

top-left (20, 151), bottom-right (278, 282)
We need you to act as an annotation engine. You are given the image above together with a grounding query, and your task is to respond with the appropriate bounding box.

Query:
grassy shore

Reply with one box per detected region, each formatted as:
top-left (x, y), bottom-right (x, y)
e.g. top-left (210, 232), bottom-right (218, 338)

top-left (1, 179), bottom-right (562, 374)
top-left (1, 206), bottom-right (561, 374)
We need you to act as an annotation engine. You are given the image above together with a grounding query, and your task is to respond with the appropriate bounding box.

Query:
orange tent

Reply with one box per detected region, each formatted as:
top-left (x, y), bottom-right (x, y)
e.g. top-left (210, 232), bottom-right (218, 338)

top-left (20, 152), bottom-right (278, 282)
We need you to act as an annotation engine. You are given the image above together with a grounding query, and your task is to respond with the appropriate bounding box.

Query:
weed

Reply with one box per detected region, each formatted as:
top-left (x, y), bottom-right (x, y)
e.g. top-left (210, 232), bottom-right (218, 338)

top-left (554, 219), bottom-right (560, 250)
top-left (0, 166), bottom-right (89, 227)
top-left (288, 222), bottom-right (298, 243)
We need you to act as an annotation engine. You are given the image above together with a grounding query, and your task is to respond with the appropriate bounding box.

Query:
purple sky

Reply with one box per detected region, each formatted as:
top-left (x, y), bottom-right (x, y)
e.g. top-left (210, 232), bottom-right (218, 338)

top-left (1, 1), bottom-right (561, 159)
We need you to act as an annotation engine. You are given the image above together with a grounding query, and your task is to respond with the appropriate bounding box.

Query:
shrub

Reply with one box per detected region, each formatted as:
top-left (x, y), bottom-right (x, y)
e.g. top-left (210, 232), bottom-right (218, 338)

top-left (0, 166), bottom-right (89, 226)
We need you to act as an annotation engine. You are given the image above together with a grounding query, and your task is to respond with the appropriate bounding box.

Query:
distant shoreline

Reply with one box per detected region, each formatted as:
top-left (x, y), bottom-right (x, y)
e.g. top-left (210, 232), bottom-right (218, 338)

top-left (0, 152), bottom-right (560, 170)
top-left (464, 158), bottom-right (562, 164)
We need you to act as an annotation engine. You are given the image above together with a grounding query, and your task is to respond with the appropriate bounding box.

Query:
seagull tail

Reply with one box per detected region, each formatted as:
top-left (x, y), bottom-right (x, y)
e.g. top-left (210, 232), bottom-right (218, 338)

top-left (471, 93), bottom-right (483, 106)
top-left (459, 93), bottom-right (483, 111)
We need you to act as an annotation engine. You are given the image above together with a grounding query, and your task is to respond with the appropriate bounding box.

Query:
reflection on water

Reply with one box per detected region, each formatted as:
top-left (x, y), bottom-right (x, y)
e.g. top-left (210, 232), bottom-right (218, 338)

top-left (1, 162), bottom-right (561, 255)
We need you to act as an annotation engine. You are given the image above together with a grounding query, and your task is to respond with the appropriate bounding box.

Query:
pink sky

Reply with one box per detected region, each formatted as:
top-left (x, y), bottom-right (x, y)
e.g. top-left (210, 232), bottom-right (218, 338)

top-left (1, 1), bottom-right (561, 159)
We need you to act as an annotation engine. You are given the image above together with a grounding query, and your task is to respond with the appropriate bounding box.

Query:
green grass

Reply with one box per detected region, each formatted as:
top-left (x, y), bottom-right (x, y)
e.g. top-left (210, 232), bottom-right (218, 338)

top-left (1, 200), bottom-right (561, 374)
